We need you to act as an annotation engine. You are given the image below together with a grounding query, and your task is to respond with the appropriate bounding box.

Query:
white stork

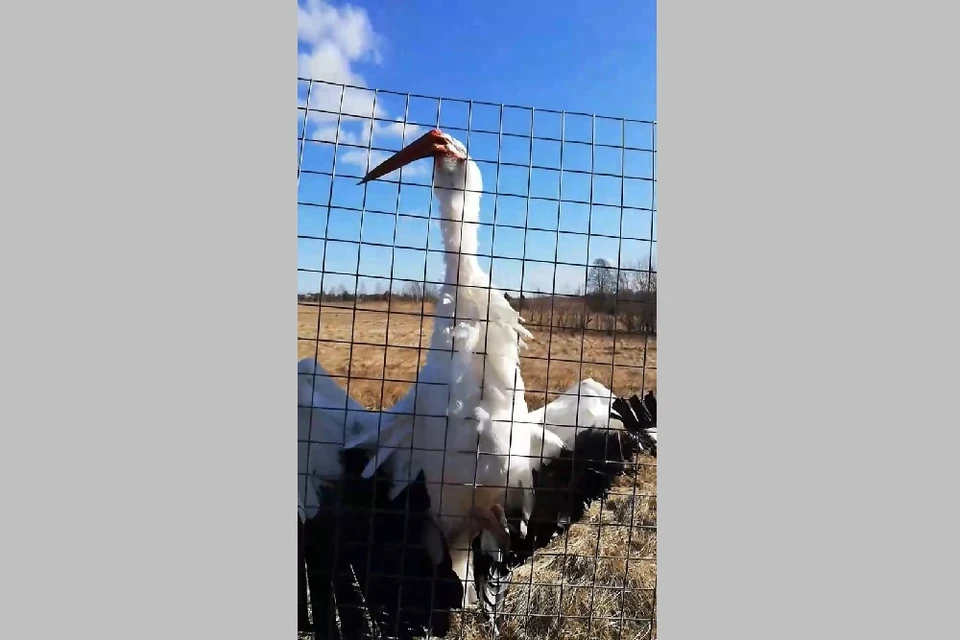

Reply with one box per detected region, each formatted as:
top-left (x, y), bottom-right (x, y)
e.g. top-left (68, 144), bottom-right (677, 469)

top-left (298, 129), bottom-right (658, 631)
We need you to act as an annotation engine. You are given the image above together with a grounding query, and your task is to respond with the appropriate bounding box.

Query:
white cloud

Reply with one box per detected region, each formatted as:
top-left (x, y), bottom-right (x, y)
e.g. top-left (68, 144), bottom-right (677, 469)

top-left (297, 1), bottom-right (421, 174)
top-left (339, 148), bottom-right (390, 173)
top-left (312, 123), bottom-right (363, 146)
top-left (376, 119), bottom-right (422, 140)
top-left (297, 0), bottom-right (381, 80)
top-left (311, 118), bottom-right (424, 148)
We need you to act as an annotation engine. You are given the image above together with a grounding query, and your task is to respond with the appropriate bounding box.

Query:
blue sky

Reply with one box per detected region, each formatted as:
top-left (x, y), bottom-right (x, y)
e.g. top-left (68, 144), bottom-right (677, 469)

top-left (297, 0), bottom-right (656, 296)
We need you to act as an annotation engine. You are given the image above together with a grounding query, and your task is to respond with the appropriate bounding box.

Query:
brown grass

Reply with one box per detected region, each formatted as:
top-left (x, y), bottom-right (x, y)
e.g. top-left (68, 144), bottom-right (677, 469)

top-left (299, 300), bottom-right (657, 640)
top-left (298, 301), bottom-right (657, 409)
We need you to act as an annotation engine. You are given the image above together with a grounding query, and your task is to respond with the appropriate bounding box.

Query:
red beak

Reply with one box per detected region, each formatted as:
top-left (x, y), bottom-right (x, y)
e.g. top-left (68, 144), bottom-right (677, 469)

top-left (358, 128), bottom-right (466, 185)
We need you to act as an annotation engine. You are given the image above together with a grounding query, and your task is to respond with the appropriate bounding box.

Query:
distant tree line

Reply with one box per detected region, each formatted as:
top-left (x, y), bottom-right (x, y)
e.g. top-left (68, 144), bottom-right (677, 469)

top-left (298, 258), bottom-right (656, 336)
top-left (298, 281), bottom-right (441, 304)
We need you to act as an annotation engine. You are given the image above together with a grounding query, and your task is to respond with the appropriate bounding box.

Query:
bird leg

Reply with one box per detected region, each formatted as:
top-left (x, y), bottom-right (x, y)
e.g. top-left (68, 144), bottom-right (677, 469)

top-left (468, 503), bottom-right (511, 551)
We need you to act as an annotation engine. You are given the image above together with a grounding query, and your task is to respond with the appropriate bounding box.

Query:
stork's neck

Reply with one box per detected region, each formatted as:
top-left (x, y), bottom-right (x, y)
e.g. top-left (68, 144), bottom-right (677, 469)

top-left (436, 187), bottom-right (482, 285)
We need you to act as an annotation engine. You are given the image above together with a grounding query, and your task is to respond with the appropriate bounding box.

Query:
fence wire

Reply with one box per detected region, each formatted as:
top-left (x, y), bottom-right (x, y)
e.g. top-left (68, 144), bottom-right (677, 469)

top-left (298, 78), bottom-right (657, 640)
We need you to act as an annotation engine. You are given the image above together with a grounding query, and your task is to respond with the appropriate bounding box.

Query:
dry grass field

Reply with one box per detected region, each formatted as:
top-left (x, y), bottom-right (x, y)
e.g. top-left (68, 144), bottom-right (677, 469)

top-left (299, 300), bottom-right (657, 640)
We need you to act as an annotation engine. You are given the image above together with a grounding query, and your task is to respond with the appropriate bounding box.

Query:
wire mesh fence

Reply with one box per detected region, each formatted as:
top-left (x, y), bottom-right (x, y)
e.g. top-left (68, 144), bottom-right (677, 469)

top-left (298, 78), bottom-right (657, 640)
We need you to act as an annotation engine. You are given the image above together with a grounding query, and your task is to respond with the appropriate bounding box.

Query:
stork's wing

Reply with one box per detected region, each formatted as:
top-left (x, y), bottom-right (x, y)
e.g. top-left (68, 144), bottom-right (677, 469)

top-left (472, 391), bottom-right (657, 620)
top-left (524, 379), bottom-right (621, 454)
top-left (298, 357), bottom-right (383, 518)
top-left (342, 357), bottom-right (450, 503)
top-left (304, 445), bottom-right (464, 639)
top-left (523, 389), bottom-right (656, 555)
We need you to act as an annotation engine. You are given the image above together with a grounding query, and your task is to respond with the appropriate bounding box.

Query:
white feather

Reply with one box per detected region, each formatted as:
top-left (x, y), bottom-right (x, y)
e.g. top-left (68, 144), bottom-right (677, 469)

top-left (297, 357), bottom-right (381, 519)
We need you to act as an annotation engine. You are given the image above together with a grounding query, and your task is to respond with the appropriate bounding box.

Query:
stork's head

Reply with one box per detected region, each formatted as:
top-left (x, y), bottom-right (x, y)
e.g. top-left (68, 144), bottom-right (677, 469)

top-left (359, 128), bottom-right (482, 195)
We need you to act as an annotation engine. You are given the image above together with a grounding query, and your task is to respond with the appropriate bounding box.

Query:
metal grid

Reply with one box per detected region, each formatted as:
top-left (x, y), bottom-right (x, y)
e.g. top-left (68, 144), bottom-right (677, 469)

top-left (298, 78), bottom-right (657, 640)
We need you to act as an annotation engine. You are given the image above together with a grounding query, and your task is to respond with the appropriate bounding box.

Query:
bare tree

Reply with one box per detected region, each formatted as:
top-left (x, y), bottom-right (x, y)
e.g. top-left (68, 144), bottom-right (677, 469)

top-left (587, 258), bottom-right (616, 295)
top-left (332, 284), bottom-right (350, 302)
top-left (624, 269), bottom-right (647, 293)
top-left (619, 259), bottom-right (658, 294)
